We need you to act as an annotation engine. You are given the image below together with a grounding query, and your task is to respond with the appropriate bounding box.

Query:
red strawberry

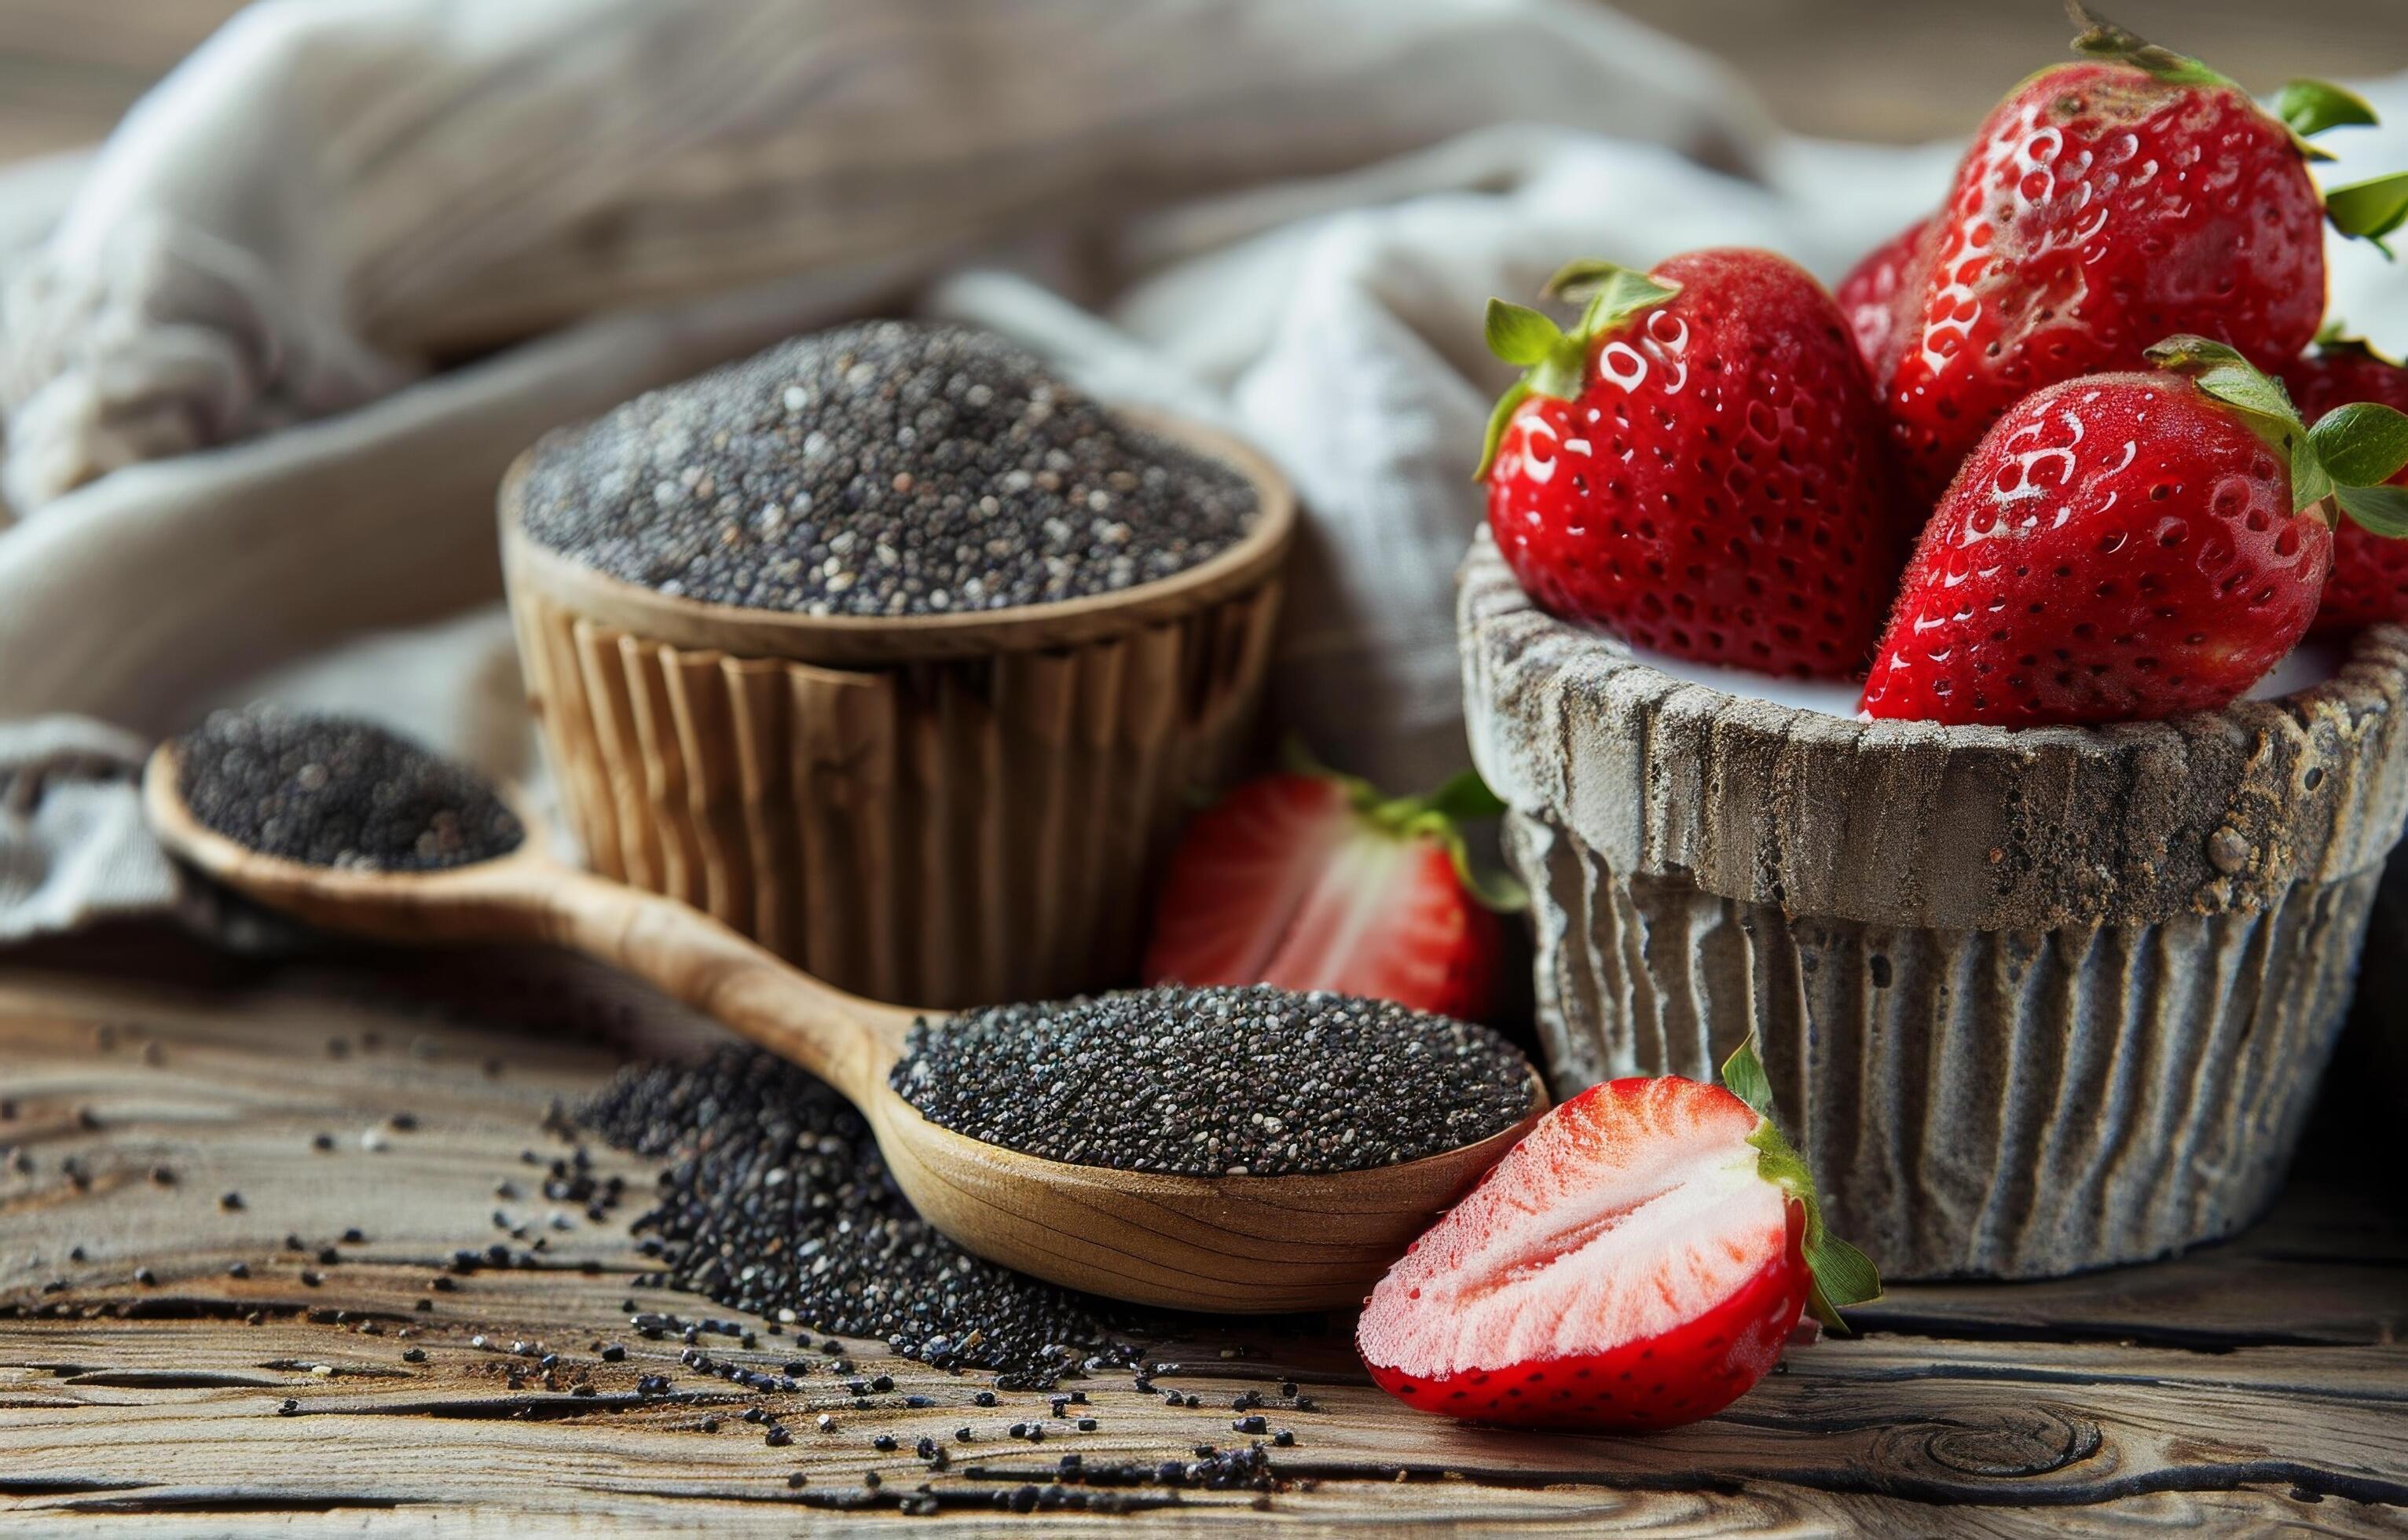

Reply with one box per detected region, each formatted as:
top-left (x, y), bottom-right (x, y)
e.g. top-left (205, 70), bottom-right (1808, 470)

top-left (1883, 7), bottom-right (2403, 506)
top-left (1479, 248), bottom-right (1904, 678)
top-left (1860, 338), bottom-right (2408, 728)
top-left (1357, 1039), bottom-right (1878, 1432)
top-left (1834, 217), bottom-right (1928, 381)
top-left (1140, 761), bottom-right (1521, 1021)
top-left (2282, 331), bottom-right (2408, 630)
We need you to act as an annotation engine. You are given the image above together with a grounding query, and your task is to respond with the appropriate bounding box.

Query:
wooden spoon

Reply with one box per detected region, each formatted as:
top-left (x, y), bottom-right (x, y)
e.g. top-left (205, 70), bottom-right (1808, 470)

top-left (143, 747), bottom-right (1545, 1314)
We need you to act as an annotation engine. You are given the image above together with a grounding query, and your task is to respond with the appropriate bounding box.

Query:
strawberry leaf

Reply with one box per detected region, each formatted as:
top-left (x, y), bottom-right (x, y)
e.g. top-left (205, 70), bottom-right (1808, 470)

top-left (2337, 484), bottom-right (2408, 538)
top-left (1474, 379), bottom-right (1533, 482)
top-left (2308, 400), bottom-right (2408, 487)
top-left (1420, 769), bottom-right (1508, 823)
top-left (1475, 260), bottom-right (1676, 481)
top-left (1484, 300), bottom-right (1563, 367)
top-left (2278, 78), bottom-right (2377, 140)
top-left (2326, 171), bottom-right (2408, 255)
top-left (1719, 1034), bottom-right (1776, 1120)
top-left (2293, 442), bottom-right (2337, 515)
top-left (1718, 1035), bottom-right (1884, 1334)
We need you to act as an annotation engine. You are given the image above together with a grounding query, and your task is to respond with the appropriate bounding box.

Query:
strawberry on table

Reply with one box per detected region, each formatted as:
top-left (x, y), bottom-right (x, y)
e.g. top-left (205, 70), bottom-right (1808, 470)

top-left (1140, 758), bottom-right (1522, 1021)
top-left (1834, 217), bottom-right (1928, 383)
top-left (2282, 328), bottom-right (2408, 630)
top-left (1479, 248), bottom-right (1904, 678)
top-left (1882, 4), bottom-right (2405, 507)
top-left (1860, 337), bottom-right (2408, 728)
top-left (1356, 1038), bottom-right (1878, 1432)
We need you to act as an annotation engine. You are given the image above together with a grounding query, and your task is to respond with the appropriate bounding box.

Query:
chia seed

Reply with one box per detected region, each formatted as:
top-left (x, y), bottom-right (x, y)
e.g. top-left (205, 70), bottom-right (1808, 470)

top-left (576, 1047), bottom-right (1175, 1384)
top-left (889, 985), bottom-right (1534, 1175)
top-left (516, 321), bottom-right (1259, 617)
top-left (174, 705), bottom-right (522, 872)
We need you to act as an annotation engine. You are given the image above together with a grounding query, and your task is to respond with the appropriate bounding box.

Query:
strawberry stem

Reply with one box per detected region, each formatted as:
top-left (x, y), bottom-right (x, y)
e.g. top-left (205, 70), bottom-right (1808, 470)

top-left (1719, 1035), bottom-right (1882, 1333)
top-left (2065, 3), bottom-right (2232, 91)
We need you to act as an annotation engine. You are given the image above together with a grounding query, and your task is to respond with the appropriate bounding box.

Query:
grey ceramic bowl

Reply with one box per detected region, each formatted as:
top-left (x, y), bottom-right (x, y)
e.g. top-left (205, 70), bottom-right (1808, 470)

top-left (1457, 530), bottom-right (2408, 1279)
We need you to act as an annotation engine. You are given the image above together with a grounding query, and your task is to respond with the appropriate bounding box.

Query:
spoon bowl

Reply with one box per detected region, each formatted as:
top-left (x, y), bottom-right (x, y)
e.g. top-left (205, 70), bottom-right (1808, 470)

top-left (145, 745), bottom-right (1545, 1311)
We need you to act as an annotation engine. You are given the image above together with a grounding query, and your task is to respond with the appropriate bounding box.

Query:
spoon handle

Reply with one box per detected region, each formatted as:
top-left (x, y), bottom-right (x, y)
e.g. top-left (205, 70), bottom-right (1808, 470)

top-left (525, 864), bottom-right (911, 1104)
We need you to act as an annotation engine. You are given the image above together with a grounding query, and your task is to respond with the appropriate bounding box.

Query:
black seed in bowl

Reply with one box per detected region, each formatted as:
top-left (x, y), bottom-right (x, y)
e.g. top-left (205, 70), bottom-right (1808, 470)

top-left (515, 321), bottom-right (1259, 617)
top-left (889, 984), bottom-right (1536, 1176)
top-left (173, 705), bottom-right (522, 872)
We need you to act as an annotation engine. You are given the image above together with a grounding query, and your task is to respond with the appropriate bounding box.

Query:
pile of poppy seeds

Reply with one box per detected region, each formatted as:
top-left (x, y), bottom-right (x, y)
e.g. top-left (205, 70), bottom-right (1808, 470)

top-left (515, 321), bottom-right (1260, 616)
top-left (174, 705), bottom-right (523, 872)
top-left (890, 985), bottom-right (1535, 1176)
top-left (581, 1047), bottom-right (1162, 1385)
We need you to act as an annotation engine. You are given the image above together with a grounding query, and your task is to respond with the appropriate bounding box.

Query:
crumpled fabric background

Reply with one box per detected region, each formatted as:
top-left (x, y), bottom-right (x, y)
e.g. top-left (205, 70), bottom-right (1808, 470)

top-left (5, 0), bottom-right (2408, 940)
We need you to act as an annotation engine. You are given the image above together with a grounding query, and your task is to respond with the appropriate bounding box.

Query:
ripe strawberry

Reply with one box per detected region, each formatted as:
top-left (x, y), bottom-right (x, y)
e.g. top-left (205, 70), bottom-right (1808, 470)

top-left (1140, 760), bottom-right (1522, 1021)
top-left (2282, 330), bottom-right (2408, 630)
top-left (1358, 1039), bottom-right (1878, 1432)
top-left (1834, 217), bottom-right (1928, 381)
top-left (1860, 338), bottom-right (2408, 728)
top-left (1479, 248), bottom-right (1904, 677)
top-left (1883, 6), bottom-right (2405, 507)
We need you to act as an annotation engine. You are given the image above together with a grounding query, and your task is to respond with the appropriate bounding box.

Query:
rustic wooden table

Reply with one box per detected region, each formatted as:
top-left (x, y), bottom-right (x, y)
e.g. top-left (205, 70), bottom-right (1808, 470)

top-left (2, 941), bottom-right (2403, 1535)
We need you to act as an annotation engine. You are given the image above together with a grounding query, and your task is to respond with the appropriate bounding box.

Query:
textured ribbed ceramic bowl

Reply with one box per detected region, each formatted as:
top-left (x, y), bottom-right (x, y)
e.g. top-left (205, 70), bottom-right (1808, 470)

top-left (500, 407), bottom-right (1293, 1010)
top-left (1458, 530), bottom-right (2408, 1279)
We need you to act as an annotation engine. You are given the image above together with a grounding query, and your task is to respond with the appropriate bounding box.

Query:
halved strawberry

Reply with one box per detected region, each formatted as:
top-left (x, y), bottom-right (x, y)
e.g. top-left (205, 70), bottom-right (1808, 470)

top-left (1356, 1040), bottom-right (1878, 1432)
top-left (1140, 761), bottom-right (1523, 1021)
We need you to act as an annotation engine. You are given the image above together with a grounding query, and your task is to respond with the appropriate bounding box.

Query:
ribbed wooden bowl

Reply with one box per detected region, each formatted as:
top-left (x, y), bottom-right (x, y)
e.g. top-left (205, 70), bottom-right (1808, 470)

top-left (500, 408), bottom-right (1294, 1009)
top-left (1458, 529), bottom-right (2408, 1279)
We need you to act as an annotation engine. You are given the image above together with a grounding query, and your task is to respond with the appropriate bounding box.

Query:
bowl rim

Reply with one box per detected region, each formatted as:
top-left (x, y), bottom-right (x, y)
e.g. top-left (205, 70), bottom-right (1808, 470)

top-left (1459, 526), bottom-right (2408, 751)
top-left (1457, 528), bottom-right (2408, 930)
top-left (498, 402), bottom-right (1296, 665)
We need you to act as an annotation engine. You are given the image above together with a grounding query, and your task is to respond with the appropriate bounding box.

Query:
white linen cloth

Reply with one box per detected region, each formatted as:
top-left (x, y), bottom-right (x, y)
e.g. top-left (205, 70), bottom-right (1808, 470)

top-left (5, 0), bottom-right (2406, 939)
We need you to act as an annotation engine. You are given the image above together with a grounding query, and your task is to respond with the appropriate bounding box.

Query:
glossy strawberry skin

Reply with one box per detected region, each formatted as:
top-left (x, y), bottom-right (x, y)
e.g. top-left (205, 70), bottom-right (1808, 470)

top-left (2281, 350), bottom-right (2408, 630)
top-left (1860, 373), bottom-right (2328, 727)
top-left (1486, 248), bottom-right (1904, 679)
top-left (1887, 62), bottom-right (2326, 507)
top-left (1834, 218), bottom-right (1929, 383)
top-left (1141, 773), bottom-right (1502, 1021)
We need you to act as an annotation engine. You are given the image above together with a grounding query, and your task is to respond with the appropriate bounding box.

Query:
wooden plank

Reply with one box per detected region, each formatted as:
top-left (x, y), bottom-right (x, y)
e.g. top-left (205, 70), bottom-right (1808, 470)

top-left (2, 966), bottom-right (2406, 1533)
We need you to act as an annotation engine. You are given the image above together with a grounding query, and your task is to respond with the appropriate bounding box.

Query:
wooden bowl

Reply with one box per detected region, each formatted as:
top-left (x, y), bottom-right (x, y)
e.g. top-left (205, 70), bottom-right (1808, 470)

top-left (500, 407), bottom-right (1293, 1009)
top-left (1457, 529), bottom-right (2408, 1279)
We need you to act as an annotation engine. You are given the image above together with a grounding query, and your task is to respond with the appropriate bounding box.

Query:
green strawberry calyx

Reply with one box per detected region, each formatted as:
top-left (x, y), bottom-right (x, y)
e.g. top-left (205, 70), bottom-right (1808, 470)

top-left (1719, 1036), bottom-right (1882, 1335)
top-left (2326, 173), bottom-right (2408, 258)
top-left (1281, 739), bottom-right (1530, 913)
top-left (1473, 258), bottom-right (1680, 482)
top-left (2148, 335), bottom-right (2408, 537)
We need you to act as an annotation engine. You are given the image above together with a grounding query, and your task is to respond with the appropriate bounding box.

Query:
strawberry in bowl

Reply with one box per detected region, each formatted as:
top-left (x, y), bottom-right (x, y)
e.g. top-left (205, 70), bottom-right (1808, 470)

top-left (1879, 5), bottom-right (2404, 506)
top-left (1357, 1040), bottom-right (1878, 1432)
top-left (1860, 337), bottom-right (2408, 728)
top-left (1479, 248), bottom-right (1905, 679)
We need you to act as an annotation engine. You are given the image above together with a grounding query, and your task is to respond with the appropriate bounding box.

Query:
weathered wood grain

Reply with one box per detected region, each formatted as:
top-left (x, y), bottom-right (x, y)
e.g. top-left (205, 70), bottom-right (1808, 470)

top-left (3, 964), bottom-right (2405, 1535)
